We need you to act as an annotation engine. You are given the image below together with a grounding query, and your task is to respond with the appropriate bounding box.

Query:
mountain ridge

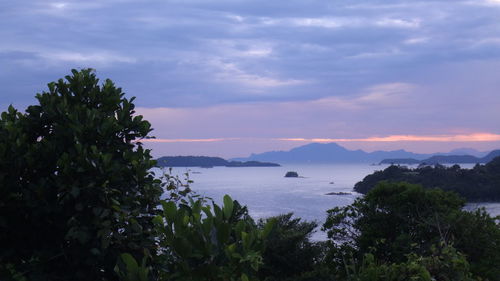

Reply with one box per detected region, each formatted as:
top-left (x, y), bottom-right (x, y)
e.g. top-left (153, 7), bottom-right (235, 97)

top-left (232, 142), bottom-right (432, 163)
top-left (232, 143), bottom-right (498, 164)
top-left (381, 149), bottom-right (500, 164)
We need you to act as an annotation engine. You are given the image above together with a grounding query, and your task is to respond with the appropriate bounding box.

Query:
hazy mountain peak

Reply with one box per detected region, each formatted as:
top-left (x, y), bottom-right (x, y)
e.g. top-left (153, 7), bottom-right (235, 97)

top-left (232, 142), bottom-right (431, 163)
top-left (232, 142), bottom-right (499, 164)
top-left (447, 148), bottom-right (487, 157)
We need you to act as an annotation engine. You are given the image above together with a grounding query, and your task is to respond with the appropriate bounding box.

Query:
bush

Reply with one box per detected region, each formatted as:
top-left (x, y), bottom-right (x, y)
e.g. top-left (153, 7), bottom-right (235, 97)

top-left (116, 195), bottom-right (275, 281)
top-left (344, 244), bottom-right (476, 281)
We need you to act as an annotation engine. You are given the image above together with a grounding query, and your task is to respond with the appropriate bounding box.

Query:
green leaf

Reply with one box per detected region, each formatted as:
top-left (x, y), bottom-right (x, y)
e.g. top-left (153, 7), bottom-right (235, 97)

top-left (213, 204), bottom-right (223, 219)
top-left (227, 243), bottom-right (237, 253)
top-left (261, 218), bottom-right (276, 239)
top-left (162, 201), bottom-right (177, 223)
top-left (152, 215), bottom-right (163, 226)
top-left (235, 220), bottom-right (246, 235)
top-left (217, 223), bottom-right (231, 244)
top-left (120, 253), bottom-right (139, 274)
top-left (182, 215), bottom-right (190, 225)
top-left (223, 194), bottom-right (234, 219)
top-left (241, 231), bottom-right (249, 249)
top-left (201, 206), bottom-right (213, 218)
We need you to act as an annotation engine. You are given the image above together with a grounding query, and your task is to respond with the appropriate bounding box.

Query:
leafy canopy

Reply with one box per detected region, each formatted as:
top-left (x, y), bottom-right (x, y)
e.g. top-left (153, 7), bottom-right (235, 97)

top-left (323, 182), bottom-right (500, 281)
top-left (115, 195), bottom-right (275, 281)
top-left (257, 213), bottom-right (322, 281)
top-left (0, 69), bottom-right (163, 280)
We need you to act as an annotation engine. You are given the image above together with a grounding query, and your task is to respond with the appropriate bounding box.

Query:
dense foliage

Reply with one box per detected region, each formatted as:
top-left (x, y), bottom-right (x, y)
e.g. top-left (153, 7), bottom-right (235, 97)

top-left (157, 195), bottom-right (273, 281)
top-left (324, 182), bottom-right (500, 280)
top-left (116, 195), bottom-right (275, 281)
top-left (354, 159), bottom-right (500, 201)
top-left (257, 213), bottom-right (324, 281)
top-left (342, 245), bottom-right (475, 281)
top-left (380, 149), bottom-right (500, 165)
top-left (0, 69), bottom-right (163, 280)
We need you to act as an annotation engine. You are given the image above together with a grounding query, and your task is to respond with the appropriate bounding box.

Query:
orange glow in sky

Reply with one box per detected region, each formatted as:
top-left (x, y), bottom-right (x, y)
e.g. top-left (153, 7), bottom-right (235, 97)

top-left (277, 133), bottom-right (500, 143)
top-left (141, 133), bottom-right (500, 143)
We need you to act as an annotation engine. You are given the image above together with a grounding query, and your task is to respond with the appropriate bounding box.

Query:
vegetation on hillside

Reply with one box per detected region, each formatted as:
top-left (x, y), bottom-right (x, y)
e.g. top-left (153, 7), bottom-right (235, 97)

top-left (380, 149), bottom-right (500, 165)
top-left (156, 156), bottom-right (280, 167)
top-left (354, 160), bottom-right (500, 201)
top-left (324, 182), bottom-right (500, 280)
top-left (1, 70), bottom-right (499, 281)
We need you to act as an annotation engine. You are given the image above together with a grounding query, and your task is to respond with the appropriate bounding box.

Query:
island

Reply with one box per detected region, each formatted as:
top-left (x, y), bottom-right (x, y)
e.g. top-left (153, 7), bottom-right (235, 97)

top-left (284, 171), bottom-right (299, 177)
top-left (380, 149), bottom-right (500, 165)
top-left (355, 156), bottom-right (500, 201)
top-left (379, 158), bottom-right (421, 165)
top-left (156, 156), bottom-right (280, 168)
top-left (325, 191), bottom-right (351, 196)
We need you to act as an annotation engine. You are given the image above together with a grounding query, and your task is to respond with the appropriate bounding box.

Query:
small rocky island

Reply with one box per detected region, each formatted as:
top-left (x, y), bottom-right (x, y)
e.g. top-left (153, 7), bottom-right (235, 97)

top-left (284, 171), bottom-right (299, 177)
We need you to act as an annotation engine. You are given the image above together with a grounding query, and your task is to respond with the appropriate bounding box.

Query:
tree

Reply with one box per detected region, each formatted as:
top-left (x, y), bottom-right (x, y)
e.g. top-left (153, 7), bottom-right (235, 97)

top-left (323, 182), bottom-right (500, 280)
top-left (353, 158), bottom-right (500, 201)
top-left (257, 213), bottom-right (323, 281)
top-left (0, 69), bottom-right (163, 280)
top-left (324, 182), bottom-right (465, 263)
top-left (448, 208), bottom-right (500, 280)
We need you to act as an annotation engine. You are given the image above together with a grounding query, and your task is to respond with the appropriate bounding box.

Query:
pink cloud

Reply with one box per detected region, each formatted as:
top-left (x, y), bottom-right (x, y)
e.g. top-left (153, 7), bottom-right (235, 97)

top-left (141, 138), bottom-right (239, 143)
top-left (277, 133), bottom-right (500, 143)
top-left (142, 133), bottom-right (500, 144)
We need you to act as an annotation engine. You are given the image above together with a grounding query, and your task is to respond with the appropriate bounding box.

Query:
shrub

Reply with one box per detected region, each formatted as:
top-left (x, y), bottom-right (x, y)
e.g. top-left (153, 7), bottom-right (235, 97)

top-left (116, 195), bottom-right (275, 281)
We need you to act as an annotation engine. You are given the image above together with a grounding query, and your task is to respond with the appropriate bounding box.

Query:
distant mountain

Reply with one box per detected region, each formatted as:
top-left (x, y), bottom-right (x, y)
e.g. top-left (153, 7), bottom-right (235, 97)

top-left (232, 143), bottom-right (432, 164)
top-left (422, 155), bottom-right (480, 164)
top-left (482, 150), bottom-right (500, 162)
top-left (381, 155), bottom-right (481, 165)
top-left (156, 156), bottom-right (280, 167)
top-left (444, 148), bottom-right (488, 158)
top-left (381, 149), bottom-right (500, 165)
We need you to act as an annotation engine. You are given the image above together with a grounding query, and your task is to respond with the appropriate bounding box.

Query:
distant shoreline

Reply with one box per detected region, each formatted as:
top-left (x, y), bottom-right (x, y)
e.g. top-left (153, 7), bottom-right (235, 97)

top-left (354, 157), bottom-right (500, 202)
top-left (379, 150), bottom-right (500, 165)
top-left (156, 156), bottom-right (280, 168)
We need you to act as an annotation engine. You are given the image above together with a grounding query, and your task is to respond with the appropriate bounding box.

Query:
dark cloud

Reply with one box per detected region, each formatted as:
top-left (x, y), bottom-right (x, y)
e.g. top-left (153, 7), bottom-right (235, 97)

top-left (1, 0), bottom-right (500, 112)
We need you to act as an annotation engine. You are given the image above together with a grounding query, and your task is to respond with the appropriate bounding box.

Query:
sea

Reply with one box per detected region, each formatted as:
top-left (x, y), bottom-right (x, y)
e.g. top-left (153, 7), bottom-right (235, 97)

top-left (153, 164), bottom-right (500, 240)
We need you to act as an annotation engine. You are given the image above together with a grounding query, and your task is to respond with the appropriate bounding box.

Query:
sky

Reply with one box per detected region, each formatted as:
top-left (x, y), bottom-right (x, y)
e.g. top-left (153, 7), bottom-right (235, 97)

top-left (1, 0), bottom-right (500, 158)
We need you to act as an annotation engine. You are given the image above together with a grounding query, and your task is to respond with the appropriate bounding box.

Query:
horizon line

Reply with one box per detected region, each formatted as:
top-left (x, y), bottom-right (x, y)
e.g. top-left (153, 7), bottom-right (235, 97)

top-left (141, 133), bottom-right (500, 143)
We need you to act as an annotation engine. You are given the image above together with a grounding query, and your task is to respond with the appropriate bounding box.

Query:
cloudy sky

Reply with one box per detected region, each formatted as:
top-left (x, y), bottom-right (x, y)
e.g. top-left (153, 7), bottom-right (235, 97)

top-left (2, 0), bottom-right (500, 157)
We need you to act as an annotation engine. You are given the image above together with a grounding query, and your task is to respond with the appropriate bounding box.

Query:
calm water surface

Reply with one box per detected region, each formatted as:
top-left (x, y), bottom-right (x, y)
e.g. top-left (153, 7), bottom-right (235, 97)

top-left (155, 164), bottom-right (500, 240)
